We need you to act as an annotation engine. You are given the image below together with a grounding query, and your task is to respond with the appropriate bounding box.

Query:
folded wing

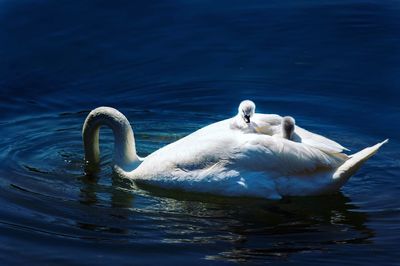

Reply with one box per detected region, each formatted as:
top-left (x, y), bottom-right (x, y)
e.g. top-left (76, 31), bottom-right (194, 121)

top-left (234, 134), bottom-right (347, 175)
top-left (293, 126), bottom-right (349, 154)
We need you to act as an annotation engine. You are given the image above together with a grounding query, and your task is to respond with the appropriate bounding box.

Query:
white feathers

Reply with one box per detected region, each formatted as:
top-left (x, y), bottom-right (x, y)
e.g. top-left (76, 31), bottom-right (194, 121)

top-left (231, 100), bottom-right (349, 153)
top-left (83, 106), bottom-right (387, 200)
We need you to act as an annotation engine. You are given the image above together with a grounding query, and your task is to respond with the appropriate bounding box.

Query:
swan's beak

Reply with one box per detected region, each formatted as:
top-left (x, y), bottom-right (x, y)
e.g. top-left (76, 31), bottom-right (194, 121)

top-left (244, 115), bottom-right (250, 123)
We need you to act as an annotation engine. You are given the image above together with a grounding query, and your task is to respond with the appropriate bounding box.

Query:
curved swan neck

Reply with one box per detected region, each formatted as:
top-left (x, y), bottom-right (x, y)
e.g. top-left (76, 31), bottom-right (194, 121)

top-left (82, 107), bottom-right (139, 172)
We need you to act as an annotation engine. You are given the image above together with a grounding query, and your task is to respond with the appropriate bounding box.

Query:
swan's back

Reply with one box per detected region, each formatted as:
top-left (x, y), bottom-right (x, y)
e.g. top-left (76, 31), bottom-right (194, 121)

top-left (135, 119), bottom-right (237, 174)
top-left (252, 113), bottom-right (348, 153)
top-left (131, 118), bottom-right (347, 181)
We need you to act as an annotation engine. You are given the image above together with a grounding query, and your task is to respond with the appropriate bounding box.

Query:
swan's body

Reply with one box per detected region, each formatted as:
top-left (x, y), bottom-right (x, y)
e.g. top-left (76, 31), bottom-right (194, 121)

top-left (83, 106), bottom-right (387, 200)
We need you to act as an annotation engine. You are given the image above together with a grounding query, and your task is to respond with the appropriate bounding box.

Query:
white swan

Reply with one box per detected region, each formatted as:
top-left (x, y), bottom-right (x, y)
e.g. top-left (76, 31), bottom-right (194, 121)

top-left (232, 100), bottom-right (349, 154)
top-left (83, 106), bottom-right (388, 200)
top-left (230, 100), bottom-right (256, 133)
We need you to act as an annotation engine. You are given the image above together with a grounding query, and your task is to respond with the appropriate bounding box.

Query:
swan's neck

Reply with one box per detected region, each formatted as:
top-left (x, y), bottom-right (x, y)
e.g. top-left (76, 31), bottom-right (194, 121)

top-left (82, 107), bottom-right (140, 172)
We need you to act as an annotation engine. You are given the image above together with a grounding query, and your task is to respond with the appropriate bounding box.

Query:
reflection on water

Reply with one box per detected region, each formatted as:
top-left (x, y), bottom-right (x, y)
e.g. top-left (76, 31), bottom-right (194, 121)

top-left (77, 170), bottom-right (372, 262)
top-left (77, 173), bottom-right (134, 235)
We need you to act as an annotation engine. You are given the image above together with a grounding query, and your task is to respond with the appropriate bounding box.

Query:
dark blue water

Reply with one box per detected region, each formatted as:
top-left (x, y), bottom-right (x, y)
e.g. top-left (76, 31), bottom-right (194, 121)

top-left (0, 0), bottom-right (399, 264)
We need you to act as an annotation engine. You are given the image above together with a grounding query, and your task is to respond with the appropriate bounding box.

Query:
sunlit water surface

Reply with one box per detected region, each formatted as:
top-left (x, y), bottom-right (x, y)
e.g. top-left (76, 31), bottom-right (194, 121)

top-left (0, 0), bottom-right (399, 265)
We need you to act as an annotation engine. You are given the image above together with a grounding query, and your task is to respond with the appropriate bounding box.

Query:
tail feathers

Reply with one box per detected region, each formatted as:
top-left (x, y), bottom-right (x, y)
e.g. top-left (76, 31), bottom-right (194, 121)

top-left (333, 139), bottom-right (388, 181)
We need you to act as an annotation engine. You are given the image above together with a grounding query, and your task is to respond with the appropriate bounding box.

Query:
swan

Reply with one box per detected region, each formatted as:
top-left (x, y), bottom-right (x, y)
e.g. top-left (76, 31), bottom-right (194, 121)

top-left (230, 100), bottom-right (256, 133)
top-left (232, 100), bottom-right (348, 154)
top-left (281, 116), bottom-right (296, 140)
top-left (82, 106), bottom-right (388, 200)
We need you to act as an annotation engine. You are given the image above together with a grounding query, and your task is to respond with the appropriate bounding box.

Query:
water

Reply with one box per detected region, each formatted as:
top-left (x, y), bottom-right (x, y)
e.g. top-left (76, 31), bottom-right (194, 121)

top-left (0, 0), bottom-right (399, 264)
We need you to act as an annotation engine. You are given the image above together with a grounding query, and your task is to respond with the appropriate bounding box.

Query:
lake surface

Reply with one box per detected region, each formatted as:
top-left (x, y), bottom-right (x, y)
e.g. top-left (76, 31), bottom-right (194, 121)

top-left (0, 0), bottom-right (399, 265)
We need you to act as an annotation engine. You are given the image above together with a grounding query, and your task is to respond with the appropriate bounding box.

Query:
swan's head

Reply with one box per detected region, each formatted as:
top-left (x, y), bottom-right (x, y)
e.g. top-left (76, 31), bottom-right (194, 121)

top-left (238, 100), bottom-right (256, 123)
